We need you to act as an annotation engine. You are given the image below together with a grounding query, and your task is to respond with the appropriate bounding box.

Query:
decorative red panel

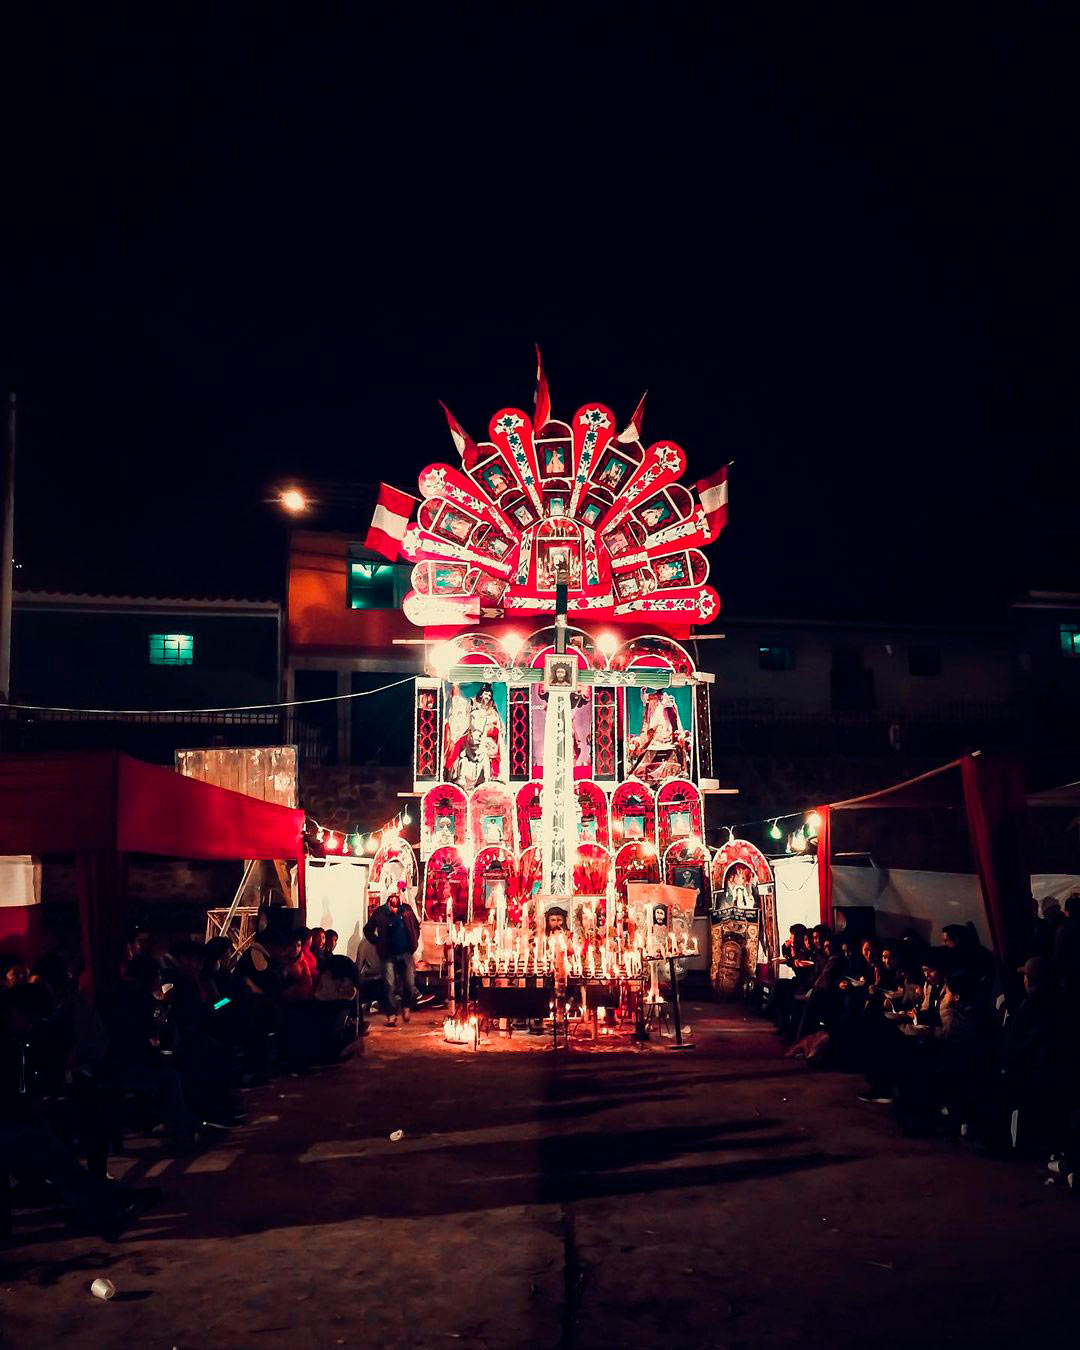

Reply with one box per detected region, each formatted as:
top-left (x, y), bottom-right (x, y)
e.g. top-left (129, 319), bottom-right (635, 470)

top-left (414, 683), bottom-right (440, 781)
top-left (592, 685), bottom-right (617, 779)
top-left (516, 781), bottom-right (542, 849)
top-left (509, 684), bottom-right (531, 779)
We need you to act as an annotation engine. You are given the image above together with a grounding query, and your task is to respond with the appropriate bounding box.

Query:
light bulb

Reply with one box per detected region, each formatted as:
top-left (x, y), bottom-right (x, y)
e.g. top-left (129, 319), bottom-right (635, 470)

top-left (806, 810), bottom-right (822, 832)
top-left (769, 820), bottom-right (783, 841)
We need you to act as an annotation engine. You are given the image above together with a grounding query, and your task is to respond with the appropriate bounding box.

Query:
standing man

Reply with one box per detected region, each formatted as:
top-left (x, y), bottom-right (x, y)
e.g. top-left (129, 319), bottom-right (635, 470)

top-left (363, 882), bottom-right (420, 1025)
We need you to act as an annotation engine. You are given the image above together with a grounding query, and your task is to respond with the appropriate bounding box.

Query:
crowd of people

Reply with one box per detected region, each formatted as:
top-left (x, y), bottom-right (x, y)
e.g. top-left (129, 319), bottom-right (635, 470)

top-left (763, 895), bottom-right (1080, 1174)
top-left (0, 915), bottom-right (369, 1243)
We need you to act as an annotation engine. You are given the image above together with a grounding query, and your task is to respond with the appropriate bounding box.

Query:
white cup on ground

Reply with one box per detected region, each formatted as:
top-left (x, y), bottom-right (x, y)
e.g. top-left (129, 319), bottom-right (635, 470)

top-left (90, 1278), bottom-right (116, 1301)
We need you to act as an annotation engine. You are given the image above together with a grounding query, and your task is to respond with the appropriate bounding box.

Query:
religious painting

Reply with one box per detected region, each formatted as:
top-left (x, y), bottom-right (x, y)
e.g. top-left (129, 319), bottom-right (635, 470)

top-left (655, 556), bottom-right (689, 586)
top-left (594, 450), bottom-right (631, 491)
top-left (624, 685), bottom-right (693, 786)
top-left (434, 563), bottom-right (467, 592)
top-left (581, 501), bottom-right (602, 526)
top-left (543, 654), bottom-right (578, 693)
top-left (547, 495), bottom-right (567, 518)
top-left (542, 443), bottom-right (569, 476)
top-left (670, 863), bottom-right (704, 894)
top-left (579, 815), bottom-right (597, 842)
top-left (623, 814), bottom-right (645, 841)
top-left (477, 462), bottom-right (511, 498)
top-left (482, 814), bottom-right (504, 844)
top-left (536, 534), bottom-right (582, 589)
top-left (603, 526), bottom-right (632, 557)
top-left (434, 506), bottom-right (475, 545)
top-left (634, 493), bottom-right (675, 533)
top-left (669, 810), bottom-right (692, 837)
top-left (441, 679), bottom-right (509, 789)
top-left (530, 682), bottom-right (593, 775)
top-left (513, 506), bottom-right (534, 527)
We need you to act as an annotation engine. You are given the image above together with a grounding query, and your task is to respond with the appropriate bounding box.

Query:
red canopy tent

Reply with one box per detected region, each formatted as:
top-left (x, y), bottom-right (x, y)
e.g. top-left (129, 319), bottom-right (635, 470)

top-left (814, 752), bottom-right (1028, 971)
top-left (0, 751), bottom-right (305, 993)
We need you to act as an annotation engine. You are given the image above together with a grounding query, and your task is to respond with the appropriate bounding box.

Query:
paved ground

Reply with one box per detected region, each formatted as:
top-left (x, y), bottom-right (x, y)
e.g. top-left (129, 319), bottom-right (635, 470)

top-left (1, 1004), bottom-right (1075, 1349)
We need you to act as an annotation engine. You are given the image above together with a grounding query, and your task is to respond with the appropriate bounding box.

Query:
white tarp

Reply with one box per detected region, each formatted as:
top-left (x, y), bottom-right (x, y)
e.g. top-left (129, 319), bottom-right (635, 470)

top-left (0, 857), bottom-right (41, 907)
top-left (303, 857), bottom-right (370, 964)
top-left (776, 861), bottom-right (1080, 950)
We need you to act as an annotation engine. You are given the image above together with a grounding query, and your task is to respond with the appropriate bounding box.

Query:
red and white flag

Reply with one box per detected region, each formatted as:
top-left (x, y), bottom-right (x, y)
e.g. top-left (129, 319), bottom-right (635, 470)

top-left (534, 343), bottom-right (552, 428)
top-left (364, 482), bottom-right (417, 560)
top-left (696, 467), bottom-right (729, 541)
top-left (438, 400), bottom-right (481, 471)
top-left (616, 391), bottom-right (648, 444)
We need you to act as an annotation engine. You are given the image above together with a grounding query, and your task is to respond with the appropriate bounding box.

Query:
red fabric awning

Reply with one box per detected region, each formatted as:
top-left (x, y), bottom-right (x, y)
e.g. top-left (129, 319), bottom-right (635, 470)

top-left (0, 750), bottom-right (303, 859)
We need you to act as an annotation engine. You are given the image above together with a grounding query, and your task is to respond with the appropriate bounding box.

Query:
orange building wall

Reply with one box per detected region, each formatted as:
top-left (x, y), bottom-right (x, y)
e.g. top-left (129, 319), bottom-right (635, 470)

top-left (287, 531), bottom-right (415, 658)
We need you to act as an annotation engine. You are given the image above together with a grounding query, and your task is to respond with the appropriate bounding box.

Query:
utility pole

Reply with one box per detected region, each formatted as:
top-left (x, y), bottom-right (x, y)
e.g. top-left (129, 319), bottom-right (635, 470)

top-left (0, 392), bottom-right (15, 703)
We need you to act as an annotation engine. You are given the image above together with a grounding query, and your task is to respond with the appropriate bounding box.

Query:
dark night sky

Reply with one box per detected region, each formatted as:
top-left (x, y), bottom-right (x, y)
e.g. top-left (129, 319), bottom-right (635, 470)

top-left (2, 3), bottom-right (1078, 617)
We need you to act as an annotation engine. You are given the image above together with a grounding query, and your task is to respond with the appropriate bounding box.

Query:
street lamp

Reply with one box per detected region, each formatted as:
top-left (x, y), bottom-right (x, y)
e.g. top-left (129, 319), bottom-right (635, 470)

top-left (278, 487), bottom-right (308, 514)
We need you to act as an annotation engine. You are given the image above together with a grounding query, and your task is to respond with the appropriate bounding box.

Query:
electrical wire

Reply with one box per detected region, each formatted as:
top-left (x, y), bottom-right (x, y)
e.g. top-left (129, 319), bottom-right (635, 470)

top-left (1, 675), bottom-right (417, 718)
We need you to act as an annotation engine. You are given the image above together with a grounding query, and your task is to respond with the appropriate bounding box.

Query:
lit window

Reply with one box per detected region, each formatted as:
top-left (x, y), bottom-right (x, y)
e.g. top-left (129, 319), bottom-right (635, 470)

top-left (148, 633), bottom-right (194, 666)
top-left (1060, 624), bottom-right (1080, 657)
top-left (759, 645), bottom-right (795, 671)
top-left (348, 562), bottom-right (401, 610)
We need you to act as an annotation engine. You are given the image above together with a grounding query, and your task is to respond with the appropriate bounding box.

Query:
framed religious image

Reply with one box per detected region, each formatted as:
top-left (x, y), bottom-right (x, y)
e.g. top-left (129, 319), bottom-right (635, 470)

top-left (542, 443), bottom-right (569, 476)
top-left (434, 815), bottom-right (455, 846)
top-left (604, 526), bottom-right (631, 557)
top-left (547, 496), bottom-right (566, 517)
top-left (483, 871), bottom-right (509, 909)
top-left (435, 507), bottom-right (475, 544)
top-left (669, 810), bottom-right (692, 837)
top-left (670, 863), bottom-right (704, 894)
top-left (477, 462), bottom-right (511, 497)
top-left (579, 816), bottom-right (597, 842)
top-left (581, 501), bottom-right (602, 526)
top-left (594, 451), bottom-right (630, 491)
top-left (623, 814), bottom-right (645, 841)
top-left (513, 506), bottom-right (534, 527)
top-left (615, 572), bottom-right (641, 600)
top-left (482, 814), bottom-right (504, 844)
top-left (544, 904), bottom-right (569, 934)
top-left (655, 556), bottom-right (688, 586)
top-left (434, 564), bottom-right (466, 591)
top-left (543, 654), bottom-right (577, 693)
top-left (635, 493), bottom-right (675, 532)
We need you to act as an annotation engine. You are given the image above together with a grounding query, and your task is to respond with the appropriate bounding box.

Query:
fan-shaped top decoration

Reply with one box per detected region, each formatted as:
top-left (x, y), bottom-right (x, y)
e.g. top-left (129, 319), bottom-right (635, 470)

top-left (400, 394), bottom-right (725, 634)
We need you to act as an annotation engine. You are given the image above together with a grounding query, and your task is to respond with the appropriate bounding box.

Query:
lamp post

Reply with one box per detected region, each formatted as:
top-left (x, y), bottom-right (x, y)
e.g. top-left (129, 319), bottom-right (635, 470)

top-left (273, 486), bottom-right (309, 724)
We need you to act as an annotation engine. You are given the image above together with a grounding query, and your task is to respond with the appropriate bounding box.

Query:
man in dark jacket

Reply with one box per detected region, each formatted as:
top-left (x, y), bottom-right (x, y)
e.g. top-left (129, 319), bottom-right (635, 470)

top-left (364, 883), bottom-right (421, 1025)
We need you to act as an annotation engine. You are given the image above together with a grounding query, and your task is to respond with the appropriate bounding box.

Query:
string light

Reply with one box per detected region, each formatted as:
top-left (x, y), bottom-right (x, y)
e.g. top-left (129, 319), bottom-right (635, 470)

top-left (768, 819), bottom-right (783, 840)
top-left (806, 810), bottom-right (822, 832)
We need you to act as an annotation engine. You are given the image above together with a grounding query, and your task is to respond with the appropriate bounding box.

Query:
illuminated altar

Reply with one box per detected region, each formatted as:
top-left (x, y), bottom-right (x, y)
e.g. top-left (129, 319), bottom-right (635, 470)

top-left (362, 374), bottom-right (777, 1039)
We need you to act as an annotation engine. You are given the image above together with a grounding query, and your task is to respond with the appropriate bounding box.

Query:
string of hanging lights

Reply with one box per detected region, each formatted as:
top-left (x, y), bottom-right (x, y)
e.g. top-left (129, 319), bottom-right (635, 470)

top-left (305, 809), bottom-right (413, 857)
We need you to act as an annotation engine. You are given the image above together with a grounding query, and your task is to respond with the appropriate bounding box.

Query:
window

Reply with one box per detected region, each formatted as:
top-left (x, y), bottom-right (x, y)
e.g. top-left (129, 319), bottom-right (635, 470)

top-left (759, 645), bottom-right (795, 671)
top-left (148, 633), bottom-right (193, 666)
top-left (1060, 624), bottom-right (1080, 657)
top-left (908, 645), bottom-right (942, 677)
top-left (348, 562), bottom-right (404, 610)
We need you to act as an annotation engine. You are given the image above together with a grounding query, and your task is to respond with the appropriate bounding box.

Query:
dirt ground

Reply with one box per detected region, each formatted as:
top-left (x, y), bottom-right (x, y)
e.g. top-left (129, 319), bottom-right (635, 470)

top-left (1, 1003), bottom-right (1075, 1349)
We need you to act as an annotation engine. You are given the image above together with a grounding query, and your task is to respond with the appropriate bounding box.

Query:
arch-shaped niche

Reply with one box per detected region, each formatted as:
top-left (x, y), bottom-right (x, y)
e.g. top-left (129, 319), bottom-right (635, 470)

top-left (611, 780), bottom-right (657, 849)
top-left (423, 846), bottom-right (470, 923)
top-left (370, 836), bottom-right (419, 914)
top-left (575, 780), bottom-right (610, 848)
top-left (471, 844), bottom-right (518, 924)
top-left (421, 783), bottom-right (469, 859)
top-left (468, 782), bottom-right (516, 854)
top-left (609, 633), bottom-right (696, 675)
top-left (656, 778), bottom-right (705, 852)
